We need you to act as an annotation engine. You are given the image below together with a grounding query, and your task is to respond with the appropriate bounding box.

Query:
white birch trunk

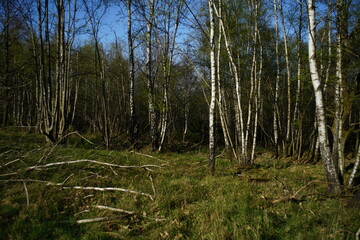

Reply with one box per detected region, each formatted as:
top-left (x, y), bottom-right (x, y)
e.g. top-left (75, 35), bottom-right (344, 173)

top-left (251, 0), bottom-right (262, 163)
top-left (348, 144), bottom-right (360, 186)
top-left (293, 1), bottom-right (303, 157)
top-left (146, 0), bottom-right (158, 151)
top-left (324, 1), bottom-right (332, 93)
top-left (212, 4), bottom-right (246, 161)
top-left (158, 2), bottom-right (180, 152)
top-left (208, 0), bottom-right (216, 174)
top-left (333, 0), bottom-right (345, 180)
top-left (278, 0), bottom-right (291, 151)
top-left (127, 0), bottom-right (136, 142)
top-left (308, 0), bottom-right (341, 193)
top-left (273, 0), bottom-right (280, 153)
top-left (216, 1), bottom-right (237, 160)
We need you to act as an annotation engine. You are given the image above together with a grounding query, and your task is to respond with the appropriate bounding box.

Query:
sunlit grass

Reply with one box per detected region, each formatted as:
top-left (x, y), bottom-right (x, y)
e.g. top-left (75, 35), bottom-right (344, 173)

top-left (0, 130), bottom-right (359, 239)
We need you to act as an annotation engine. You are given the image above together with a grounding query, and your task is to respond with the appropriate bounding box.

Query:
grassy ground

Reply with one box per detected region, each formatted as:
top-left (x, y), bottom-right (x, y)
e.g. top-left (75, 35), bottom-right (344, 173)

top-left (0, 130), bottom-right (359, 239)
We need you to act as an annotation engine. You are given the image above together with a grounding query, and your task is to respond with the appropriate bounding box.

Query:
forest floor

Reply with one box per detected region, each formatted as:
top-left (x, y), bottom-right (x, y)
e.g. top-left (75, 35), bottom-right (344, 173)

top-left (1, 130), bottom-right (360, 239)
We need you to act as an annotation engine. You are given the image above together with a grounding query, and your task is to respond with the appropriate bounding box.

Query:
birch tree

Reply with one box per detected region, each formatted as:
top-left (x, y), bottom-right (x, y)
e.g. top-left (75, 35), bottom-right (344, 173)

top-left (278, 0), bottom-right (291, 156)
top-left (292, 0), bottom-right (303, 159)
top-left (308, 0), bottom-right (341, 193)
top-left (83, 0), bottom-right (112, 148)
top-left (127, 0), bottom-right (137, 143)
top-left (208, 0), bottom-right (216, 174)
top-left (146, 0), bottom-right (159, 151)
top-left (216, 0), bottom-right (236, 160)
top-left (272, 0), bottom-right (280, 155)
top-left (212, 1), bottom-right (246, 163)
top-left (158, 0), bottom-right (181, 152)
top-left (32, 0), bottom-right (77, 144)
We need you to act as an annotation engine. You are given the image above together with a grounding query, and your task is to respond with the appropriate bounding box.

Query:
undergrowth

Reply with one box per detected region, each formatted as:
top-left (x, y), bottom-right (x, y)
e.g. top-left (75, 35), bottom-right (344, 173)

top-left (0, 130), bottom-right (359, 239)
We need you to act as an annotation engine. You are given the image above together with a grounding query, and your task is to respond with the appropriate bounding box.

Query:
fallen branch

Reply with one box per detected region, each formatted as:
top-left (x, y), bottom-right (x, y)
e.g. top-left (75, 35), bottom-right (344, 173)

top-left (1, 159), bottom-right (21, 168)
top-left (0, 159), bottom-right (164, 177)
top-left (39, 131), bottom-right (93, 163)
top-left (74, 209), bottom-right (90, 216)
top-left (271, 180), bottom-right (319, 205)
top-left (92, 205), bottom-right (167, 222)
top-left (62, 186), bottom-right (154, 200)
top-left (76, 216), bottom-right (129, 224)
top-left (1, 179), bottom-right (154, 200)
top-left (149, 174), bottom-right (156, 197)
top-left (28, 159), bottom-right (164, 170)
top-left (130, 151), bottom-right (167, 163)
top-left (93, 205), bottom-right (135, 215)
top-left (23, 181), bottom-right (29, 207)
top-left (0, 172), bottom-right (19, 177)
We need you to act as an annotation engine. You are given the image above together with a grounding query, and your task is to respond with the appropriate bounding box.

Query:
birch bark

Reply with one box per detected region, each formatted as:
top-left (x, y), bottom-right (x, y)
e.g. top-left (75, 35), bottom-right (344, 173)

top-left (308, 0), bottom-right (341, 193)
top-left (146, 0), bottom-right (158, 151)
top-left (127, 0), bottom-right (137, 142)
top-left (212, 3), bottom-right (246, 161)
top-left (208, 0), bottom-right (216, 174)
top-left (273, 0), bottom-right (280, 154)
top-left (279, 0), bottom-right (291, 155)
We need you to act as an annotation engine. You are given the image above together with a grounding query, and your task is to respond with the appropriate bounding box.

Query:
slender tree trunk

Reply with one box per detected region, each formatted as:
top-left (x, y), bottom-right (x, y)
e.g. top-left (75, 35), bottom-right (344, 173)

top-left (278, 0), bottom-right (291, 156)
top-left (348, 144), bottom-right (360, 186)
top-left (213, 3), bottom-right (246, 162)
top-left (158, 2), bottom-right (180, 152)
top-left (273, 0), bottom-right (280, 155)
top-left (208, 0), bottom-right (216, 174)
top-left (56, 0), bottom-right (66, 141)
top-left (332, 0), bottom-right (346, 181)
top-left (183, 90), bottom-right (189, 143)
top-left (308, 0), bottom-right (341, 193)
top-left (251, 0), bottom-right (262, 163)
top-left (324, 1), bottom-right (332, 93)
top-left (146, 0), bottom-right (158, 151)
top-left (293, 1), bottom-right (303, 157)
top-left (216, 0), bottom-right (237, 160)
top-left (127, 0), bottom-right (136, 142)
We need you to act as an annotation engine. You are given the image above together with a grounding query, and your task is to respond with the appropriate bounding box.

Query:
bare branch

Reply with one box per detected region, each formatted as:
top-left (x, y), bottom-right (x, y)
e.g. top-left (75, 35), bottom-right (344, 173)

top-left (76, 216), bottom-right (125, 224)
top-left (62, 186), bottom-right (154, 200)
top-left (93, 205), bottom-right (135, 215)
top-left (1, 179), bottom-right (154, 200)
top-left (130, 151), bottom-right (168, 163)
top-left (149, 174), bottom-right (156, 196)
top-left (271, 180), bottom-right (320, 204)
top-left (23, 181), bottom-right (29, 207)
top-left (29, 159), bottom-right (164, 170)
top-left (39, 132), bottom-right (93, 163)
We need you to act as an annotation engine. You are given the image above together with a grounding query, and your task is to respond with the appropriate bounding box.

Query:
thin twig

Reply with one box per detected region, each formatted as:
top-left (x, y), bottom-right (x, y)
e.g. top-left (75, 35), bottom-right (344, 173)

top-left (29, 159), bottom-right (164, 170)
top-left (39, 131), bottom-right (93, 163)
top-left (2, 159), bottom-right (21, 168)
top-left (23, 181), bottom-right (29, 207)
top-left (1, 159), bottom-right (164, 177)
top-left (74, 209), bottom-right (90, 216)
top-left (271, 180), bottom-right (320, 204)
top-left (109, 166), bottom-right (118, 176)
top-left (130, 151), bottom-right (168, 163)
top-left (62, 186), bottom-right (154, 200)
top-left (149, 174), bottom-right (156, 196)
top-left (72, 131), bottom-right (94, 145)
top-left (293, 180), bottom-right (318, 197)
top-left (93, 205), bottom-right (135, 215)
top-left (61, 174), bottom-right (74, 185)
top-left (76, 216), bottom-right (127, 224)
top-left (1, 179), bottom-right (154, 200)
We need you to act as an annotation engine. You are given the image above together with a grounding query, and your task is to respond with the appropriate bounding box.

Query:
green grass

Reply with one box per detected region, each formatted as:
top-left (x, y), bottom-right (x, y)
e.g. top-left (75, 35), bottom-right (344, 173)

top-left (0, 130), bottom-right (359, 239)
